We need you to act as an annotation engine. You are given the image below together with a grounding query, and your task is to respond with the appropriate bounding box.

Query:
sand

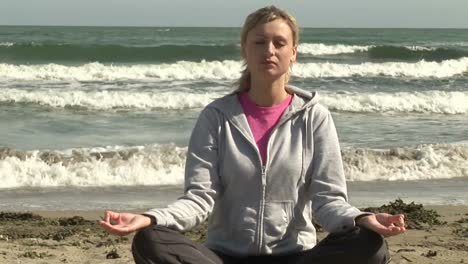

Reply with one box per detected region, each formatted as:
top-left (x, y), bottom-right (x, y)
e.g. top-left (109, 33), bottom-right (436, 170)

top-left (0, 205), bottom-right (467, 264)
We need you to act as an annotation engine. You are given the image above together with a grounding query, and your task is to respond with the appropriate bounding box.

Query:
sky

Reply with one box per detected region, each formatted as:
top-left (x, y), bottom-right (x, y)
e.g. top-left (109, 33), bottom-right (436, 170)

top-left (1, 0), bottom-right (467, 28)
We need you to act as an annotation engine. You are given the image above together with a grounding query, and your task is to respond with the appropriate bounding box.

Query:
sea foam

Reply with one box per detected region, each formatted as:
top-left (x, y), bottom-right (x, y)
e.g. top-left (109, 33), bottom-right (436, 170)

top-left (1, 88), bottom-right (467, 114)
top-left (1, 57), bottom-right (467, 81)
top-left (321, 91), bottom-right (468, 114)
top-left (298, 43), bottom-right (371, 55)
top-left (0, 88), bottom-right (218, 110)
top-left (342, 143), bottom-right (468, 181)
top-left (0, 143), bottom-right (467, 188)
top-left (0, 144), bottom-right (186, 188)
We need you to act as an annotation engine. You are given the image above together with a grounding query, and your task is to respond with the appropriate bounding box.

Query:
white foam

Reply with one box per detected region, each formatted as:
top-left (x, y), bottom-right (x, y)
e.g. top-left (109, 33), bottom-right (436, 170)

top-left (297, 43), bottom-right (372, 55)
top-left (321, 91), bottom-right (468, 114)
top-left (0, 42), bottom-right (14, 47)
top-left (0, 143), bottom-right (466, 188)
top-left (0, 61), bottom-right (241, 81)
top-left (293, 57), bottom-right (468, 78)
top-left (1, 58), bottom-right (467, 81)
top-left (0, 144), bottom-right (187, 188)
top-left (0, 88), bottom-right (220, 110)
top-left (406, 45), bottom-right (436, 51)
top-left (297, 43), bottom-right (437, 56)
top-left (2, 88), bottom-right (467, 114)
top-left (343, 143), bottom-right (468, 181)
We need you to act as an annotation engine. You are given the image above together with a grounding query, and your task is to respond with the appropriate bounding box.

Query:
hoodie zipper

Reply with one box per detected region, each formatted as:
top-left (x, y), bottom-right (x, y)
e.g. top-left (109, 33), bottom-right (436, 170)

top-left (257, 166), bottom-right (267, 254)
top-left (229, 104), bottom-right (302, 254)
top-left (230, 125), bottom-right (266, 254)
top-left (255, 112), bottom-right (296, 254)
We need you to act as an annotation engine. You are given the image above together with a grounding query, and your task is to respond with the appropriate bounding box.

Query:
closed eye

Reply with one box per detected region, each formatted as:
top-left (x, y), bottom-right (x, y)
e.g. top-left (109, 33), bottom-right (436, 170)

top-left (275, 41), bottom-right (286, 48)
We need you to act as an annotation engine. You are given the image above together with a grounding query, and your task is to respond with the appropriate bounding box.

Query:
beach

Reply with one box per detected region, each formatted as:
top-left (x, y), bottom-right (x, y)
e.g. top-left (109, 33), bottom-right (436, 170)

top-left (0, 204), bottom-right (467, 264)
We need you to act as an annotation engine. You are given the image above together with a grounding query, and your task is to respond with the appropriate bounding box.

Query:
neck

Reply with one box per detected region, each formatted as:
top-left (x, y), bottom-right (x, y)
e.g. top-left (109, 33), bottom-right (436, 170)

top-left (248, 76), bottom-right (289, 106)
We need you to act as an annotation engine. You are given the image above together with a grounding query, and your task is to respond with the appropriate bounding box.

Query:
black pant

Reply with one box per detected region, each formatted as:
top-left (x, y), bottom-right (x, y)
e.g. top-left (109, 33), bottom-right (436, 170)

top-left (132, 225), bottom-right (390, 264)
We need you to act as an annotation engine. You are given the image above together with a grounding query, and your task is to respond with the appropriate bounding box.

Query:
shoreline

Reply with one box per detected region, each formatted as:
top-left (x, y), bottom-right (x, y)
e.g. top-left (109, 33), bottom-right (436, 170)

top-left (0, 205), bottom-right (467, 264)
top-left (2, 177), bottom-right (468, 212)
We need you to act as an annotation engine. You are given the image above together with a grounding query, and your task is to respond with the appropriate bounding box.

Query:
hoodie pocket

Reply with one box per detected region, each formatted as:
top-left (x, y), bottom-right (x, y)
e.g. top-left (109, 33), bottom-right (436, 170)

top-left (263, 200), bottom-right (294, 246)
top-left (232, 205), bottom-right (257, 245)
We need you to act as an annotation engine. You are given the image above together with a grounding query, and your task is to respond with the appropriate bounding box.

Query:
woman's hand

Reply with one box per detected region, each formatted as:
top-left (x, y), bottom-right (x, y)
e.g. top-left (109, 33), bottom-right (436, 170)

top-left (99, 211), bottom-right (153, 236)
top-left (356, 213), bottom-right (406, 237)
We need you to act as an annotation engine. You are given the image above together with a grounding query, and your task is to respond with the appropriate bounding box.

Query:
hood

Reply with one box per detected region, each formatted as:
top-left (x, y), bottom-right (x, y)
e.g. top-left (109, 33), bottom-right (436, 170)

top-left (208, 85), bottom-right (319, 119)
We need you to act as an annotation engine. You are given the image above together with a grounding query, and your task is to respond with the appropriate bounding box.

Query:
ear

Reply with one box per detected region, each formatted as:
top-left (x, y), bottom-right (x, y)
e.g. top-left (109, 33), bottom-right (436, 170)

top-left (291, 45), bottom-right (297, 63)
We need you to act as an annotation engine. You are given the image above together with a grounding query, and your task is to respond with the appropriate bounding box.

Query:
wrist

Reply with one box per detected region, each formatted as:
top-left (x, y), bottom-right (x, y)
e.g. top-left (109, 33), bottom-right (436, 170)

top-left (141, 214), bottom-right (157, 226)
top-left (355, 213), bottom-right (371, 226)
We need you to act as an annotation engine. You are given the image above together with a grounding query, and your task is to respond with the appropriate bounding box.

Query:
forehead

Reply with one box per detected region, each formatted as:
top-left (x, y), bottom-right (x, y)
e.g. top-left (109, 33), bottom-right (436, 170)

top-left (247, 19), bottom-right (293, 40)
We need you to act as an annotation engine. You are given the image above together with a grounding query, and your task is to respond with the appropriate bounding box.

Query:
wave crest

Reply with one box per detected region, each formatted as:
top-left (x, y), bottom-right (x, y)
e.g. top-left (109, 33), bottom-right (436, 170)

top-left (0, 143), bottom-right (466, 188)
top-left (2, 89), bottom-right (466, 114)
top-left (0, 144), bottom-right (187, 188)
top-left (322, 91), bottom-right (468, 114)
top-left (1, 58), bottom-right (467, 81)
top-left (343, 143), bottom-right (468, 181)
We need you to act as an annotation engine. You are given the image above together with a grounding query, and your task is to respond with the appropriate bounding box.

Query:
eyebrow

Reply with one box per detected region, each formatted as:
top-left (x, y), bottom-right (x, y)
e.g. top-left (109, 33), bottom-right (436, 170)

top-left (253, 34), bottom-right (289, 41)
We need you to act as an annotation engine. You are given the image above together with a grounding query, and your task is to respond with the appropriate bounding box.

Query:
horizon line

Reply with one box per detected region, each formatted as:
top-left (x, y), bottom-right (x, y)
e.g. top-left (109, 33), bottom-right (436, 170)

top-left (1, 24), bottom-right (468, 30)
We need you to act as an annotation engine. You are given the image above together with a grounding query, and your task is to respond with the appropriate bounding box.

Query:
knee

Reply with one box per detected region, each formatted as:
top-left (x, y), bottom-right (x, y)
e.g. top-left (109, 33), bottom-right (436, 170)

top-left (132, 227), bottom-right (155, 263)
top-left (132, 226), bottom-right (175, 264)
top-left (132, 225), bottom-right (176, 250)
top-left (358, 227), bottom-right (390, 264)
top-left (370, 241), bottom-right (390, 264)
top-left (133, 226), bottom-right (159, 244)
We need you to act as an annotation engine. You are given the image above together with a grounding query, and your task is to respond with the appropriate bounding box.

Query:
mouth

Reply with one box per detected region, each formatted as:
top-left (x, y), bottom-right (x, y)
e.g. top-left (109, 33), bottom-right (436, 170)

top-left (261, 60), bottom-right (276, 66)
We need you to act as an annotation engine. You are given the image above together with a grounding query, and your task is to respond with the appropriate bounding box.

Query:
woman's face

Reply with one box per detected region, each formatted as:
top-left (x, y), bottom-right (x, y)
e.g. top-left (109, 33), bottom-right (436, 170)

top-left (242, 19), bottom-right (297, 81)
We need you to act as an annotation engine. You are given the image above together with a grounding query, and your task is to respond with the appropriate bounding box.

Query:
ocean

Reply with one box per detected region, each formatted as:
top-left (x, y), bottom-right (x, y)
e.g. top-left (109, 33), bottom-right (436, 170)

top-left (0, 26), bottom-right (467, 211)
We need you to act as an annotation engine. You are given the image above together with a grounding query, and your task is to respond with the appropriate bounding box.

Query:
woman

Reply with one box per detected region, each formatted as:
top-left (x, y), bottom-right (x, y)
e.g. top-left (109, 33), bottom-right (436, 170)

top-left (100, 6), bottom-right (406, 264)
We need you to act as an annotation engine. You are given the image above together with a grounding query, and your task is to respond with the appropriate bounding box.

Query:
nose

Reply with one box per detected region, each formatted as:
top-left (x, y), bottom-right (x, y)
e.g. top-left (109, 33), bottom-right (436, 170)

top-left (265, 41), bottom-right (275, 56)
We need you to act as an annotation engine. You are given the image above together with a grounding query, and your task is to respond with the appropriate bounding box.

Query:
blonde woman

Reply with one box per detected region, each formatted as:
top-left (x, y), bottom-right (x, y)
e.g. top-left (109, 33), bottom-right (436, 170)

top-left (100, 6), bottom-right (405, 264)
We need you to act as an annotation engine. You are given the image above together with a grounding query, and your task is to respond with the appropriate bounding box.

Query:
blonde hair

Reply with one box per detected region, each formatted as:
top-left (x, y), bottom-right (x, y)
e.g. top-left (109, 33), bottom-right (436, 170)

top-left (235, 6), bottom-right (299, 93)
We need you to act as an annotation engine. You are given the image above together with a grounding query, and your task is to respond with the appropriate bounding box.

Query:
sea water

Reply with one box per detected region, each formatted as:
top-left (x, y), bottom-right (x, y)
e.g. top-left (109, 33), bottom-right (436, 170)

top-left (0, 27), bottom-right (467, 210)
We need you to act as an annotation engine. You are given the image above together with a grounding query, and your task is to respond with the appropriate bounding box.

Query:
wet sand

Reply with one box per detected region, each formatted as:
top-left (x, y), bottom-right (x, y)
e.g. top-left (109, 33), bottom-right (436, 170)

top-left (0, 205), bottom-right (467, 264)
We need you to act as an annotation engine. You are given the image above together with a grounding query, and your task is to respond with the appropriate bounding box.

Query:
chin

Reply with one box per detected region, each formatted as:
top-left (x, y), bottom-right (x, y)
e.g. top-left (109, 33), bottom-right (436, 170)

top-left (256, 70), bottom-right (286, 80)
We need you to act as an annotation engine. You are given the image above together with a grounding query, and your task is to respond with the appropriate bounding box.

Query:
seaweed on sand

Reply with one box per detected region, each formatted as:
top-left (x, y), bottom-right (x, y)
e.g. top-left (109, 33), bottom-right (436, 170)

top-left (0, 212), bottom-right (101, 241)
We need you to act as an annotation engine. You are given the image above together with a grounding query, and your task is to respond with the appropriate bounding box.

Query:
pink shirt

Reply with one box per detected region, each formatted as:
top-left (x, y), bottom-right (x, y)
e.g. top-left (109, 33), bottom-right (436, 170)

top-left (238, 92), bottom-right (293, 165)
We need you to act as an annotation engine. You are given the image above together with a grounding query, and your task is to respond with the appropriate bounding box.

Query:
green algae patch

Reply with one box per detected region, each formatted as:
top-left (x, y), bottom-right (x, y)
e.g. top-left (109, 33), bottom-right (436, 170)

top-left (0, 212), bottom-right (44, 221)
top-left (0, 211), bottom-right (101, 241)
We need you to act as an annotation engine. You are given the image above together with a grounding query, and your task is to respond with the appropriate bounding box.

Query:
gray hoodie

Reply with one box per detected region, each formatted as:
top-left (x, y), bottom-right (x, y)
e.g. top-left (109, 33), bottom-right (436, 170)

top-left (145, 86), bottom-right (363, 256)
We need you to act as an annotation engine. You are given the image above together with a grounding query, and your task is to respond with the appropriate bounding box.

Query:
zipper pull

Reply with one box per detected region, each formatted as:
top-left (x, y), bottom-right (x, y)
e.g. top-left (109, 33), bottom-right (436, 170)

top-left (261, 166), bottom-right (267, 186)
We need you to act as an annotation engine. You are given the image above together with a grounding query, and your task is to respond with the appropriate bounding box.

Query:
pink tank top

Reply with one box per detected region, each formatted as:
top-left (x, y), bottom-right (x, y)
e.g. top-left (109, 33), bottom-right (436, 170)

top-left (238, 92), bottom-right (293, 165)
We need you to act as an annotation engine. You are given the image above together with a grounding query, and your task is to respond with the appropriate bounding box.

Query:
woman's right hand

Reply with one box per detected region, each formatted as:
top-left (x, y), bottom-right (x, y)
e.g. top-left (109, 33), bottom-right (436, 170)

top-left (99, 211), bottom-right (153, 236)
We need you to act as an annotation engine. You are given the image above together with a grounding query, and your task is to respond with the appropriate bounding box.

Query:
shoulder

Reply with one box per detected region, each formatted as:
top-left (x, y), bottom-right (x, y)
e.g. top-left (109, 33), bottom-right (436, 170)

top-left (311, 103), bottom-right (331, 117)
top-left (196, 93), bottom-right (237, 126)
top-left (305, 103), bottom-right (335, 132)
top-left (205, 92), bottom-right (238, 110)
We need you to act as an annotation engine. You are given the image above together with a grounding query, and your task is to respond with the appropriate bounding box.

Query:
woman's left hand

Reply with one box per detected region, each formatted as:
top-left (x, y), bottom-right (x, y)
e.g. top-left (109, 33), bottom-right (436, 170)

top-left (99, 211), bottom-right (153, 236)
top-left (356, 213), bottom-right (406, 237)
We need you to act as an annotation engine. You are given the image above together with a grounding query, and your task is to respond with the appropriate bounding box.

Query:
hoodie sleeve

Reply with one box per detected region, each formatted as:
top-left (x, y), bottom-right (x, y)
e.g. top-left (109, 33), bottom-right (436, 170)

top-left (307, 104), bottom-right (364, 233)
top-left (144, 107), bottom-right (221, 231)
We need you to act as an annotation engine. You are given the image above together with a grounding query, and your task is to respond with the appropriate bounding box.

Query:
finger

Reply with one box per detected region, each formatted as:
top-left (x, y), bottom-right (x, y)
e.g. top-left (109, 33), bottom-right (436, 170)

top-left (99, 220), bottom-right (115, 233)
top-left (103, 210), bottom-right (114, 223)
top-left (99, 221), bottom-right (131, 236)
top-left (105, 211), bottom-right (122, 223)
top-left (373, 225), bottom-right (396, 236)
top-left (397, 214), bottom-right (406, 227)
top-left (363, 218), bottom-right (396, 236)
top-left (384, 226), bottom-right (406, 237)
top-left (389, 214), bottom-right (405, 227)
